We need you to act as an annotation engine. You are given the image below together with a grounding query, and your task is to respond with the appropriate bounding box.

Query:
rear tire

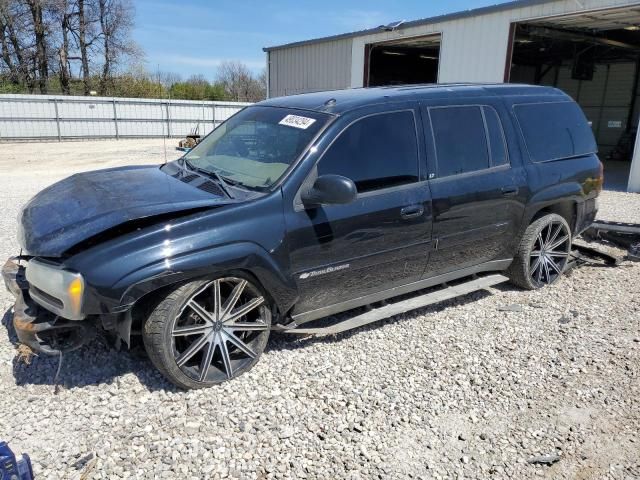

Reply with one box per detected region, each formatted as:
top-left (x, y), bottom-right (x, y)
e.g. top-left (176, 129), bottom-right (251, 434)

top-left (142, 274), bottom-right (271, 390)
top-left (508, 213), bottom-right (572, 290)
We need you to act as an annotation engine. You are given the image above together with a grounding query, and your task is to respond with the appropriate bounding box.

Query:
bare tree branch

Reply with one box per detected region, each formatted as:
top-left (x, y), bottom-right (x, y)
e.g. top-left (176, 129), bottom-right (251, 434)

top-left (216, 61), bottom-right (266, 102)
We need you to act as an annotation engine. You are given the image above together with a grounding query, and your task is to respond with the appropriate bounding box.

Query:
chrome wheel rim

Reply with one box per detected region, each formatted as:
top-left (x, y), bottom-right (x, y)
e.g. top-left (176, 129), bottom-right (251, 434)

top-left (529, 221), bottom-right (571, 287)
top-left (171, 277), bottom-right (269, 383)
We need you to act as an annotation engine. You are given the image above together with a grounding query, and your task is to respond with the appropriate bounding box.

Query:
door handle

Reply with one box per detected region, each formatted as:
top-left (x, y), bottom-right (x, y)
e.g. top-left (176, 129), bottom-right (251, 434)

top-left (501, 186), bottom-right (519, 197)
top-left (400, 205), bottom-right (424, 219)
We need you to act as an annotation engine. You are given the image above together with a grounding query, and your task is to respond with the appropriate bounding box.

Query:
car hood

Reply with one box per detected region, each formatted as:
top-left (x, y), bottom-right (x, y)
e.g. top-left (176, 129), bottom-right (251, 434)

top-left (18, 164), bottom-right (231, 256)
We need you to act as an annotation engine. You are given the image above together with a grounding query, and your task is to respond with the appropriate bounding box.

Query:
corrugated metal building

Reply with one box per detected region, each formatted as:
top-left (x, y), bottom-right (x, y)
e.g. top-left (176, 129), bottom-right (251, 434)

top-left (0, 94), bottom-right (249, 141)
top-left (264, 0), bottom-right (640, 192)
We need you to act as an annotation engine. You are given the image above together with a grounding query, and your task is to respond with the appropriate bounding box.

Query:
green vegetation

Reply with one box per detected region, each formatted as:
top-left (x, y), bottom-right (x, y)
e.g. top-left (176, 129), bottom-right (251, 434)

top-left (0, 1), bottom-right (265, 101)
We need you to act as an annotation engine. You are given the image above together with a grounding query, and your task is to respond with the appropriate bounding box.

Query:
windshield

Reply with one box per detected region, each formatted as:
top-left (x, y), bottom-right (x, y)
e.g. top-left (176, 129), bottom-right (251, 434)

top-left (183, 106), bottom-right (330, 189)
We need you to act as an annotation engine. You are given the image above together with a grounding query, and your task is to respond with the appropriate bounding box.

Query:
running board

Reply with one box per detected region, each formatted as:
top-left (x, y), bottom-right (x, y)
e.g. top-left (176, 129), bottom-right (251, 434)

top-left (280, 274), bottom-right (509, 335)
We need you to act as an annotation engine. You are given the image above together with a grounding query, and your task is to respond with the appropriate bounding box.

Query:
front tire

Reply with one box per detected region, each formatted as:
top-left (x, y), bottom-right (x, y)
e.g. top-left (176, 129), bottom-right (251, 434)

top-left (508, 213), bottom-right (572, 290)
top-left (142, 274), bottom-right (271, 390)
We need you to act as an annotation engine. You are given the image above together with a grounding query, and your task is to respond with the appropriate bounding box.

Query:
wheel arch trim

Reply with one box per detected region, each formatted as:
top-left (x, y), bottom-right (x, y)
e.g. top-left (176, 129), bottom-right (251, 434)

top-left (522, 183), bottom-right (583, 233)
top-left (117, 241), bottom-right (297, 315)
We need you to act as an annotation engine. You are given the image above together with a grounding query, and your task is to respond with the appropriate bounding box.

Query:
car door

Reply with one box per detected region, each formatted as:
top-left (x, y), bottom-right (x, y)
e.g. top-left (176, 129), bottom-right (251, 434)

top-left (284, 106), bottom-right (433, 316)
top-left (420, 101), bottom-right (527, 276)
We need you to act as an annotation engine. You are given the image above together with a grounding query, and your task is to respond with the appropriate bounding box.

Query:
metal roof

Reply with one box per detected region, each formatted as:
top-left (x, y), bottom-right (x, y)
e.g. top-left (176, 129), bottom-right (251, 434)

top-left (529, 5), bottom-right (640, 30)
top-left (263, 0), bottom-right (561, 52)
top-left (258, 83), bottom-right (567, 114)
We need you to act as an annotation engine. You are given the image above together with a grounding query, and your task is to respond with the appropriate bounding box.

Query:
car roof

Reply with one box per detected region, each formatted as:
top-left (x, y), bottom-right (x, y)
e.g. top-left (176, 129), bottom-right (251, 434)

top-left (258, 83), bottom-right (569, 115)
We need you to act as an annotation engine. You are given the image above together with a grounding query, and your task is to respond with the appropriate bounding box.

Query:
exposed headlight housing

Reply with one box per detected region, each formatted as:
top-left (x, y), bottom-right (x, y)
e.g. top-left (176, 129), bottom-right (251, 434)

top-left (25, 258), bottom-right (85, 320)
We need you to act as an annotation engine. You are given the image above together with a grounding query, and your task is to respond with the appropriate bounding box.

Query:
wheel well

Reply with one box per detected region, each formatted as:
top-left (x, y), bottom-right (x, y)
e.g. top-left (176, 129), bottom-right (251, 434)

top-left (128, 268), bottom-right (281, 331)
top-left (531, 201), bottom-right (576, 233)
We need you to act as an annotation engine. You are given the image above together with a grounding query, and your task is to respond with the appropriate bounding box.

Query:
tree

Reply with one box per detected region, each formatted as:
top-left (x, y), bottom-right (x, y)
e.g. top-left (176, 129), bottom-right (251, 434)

top-left (0, 0), bottom-right (37, 91)
top-left (25, 0), bottom-right (48, 93)
top-left (0, 0), bottom-right (141, 95)
top-left (97, 0), bottom-right (137, 95)
top-left (216, 61), bottom-right (266, 102)
top-left (0, 1), bottom-right (267, 101)
top-left (169, 74), bottom-right (226, 101)
top-left (0, 10), bottom-right (17, 85)
top-left (54, 0), bottom-right (72, 94)
top-left (157, 70), bottom-right (181, 90)
top-left (75, 0), bottom-right (92, 94)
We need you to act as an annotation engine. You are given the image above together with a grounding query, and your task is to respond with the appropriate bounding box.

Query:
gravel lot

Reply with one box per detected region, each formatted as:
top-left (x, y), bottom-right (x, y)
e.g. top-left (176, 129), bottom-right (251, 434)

top-left (1, 140), bottom-right (639, 479)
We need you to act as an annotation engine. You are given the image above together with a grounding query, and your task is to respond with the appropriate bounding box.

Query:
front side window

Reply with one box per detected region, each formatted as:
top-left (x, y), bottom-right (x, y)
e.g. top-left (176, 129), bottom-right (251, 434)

top-left (184, 106), bottom-right (330, 189)
top-left (429, 106), bottom-right (489, 177)
top-left (317, 111), bottom-right (419, 193)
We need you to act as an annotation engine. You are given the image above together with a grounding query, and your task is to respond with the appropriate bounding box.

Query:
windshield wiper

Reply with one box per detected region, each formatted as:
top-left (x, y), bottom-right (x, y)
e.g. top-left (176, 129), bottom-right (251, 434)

top-left (217, 175), bottom-right (258, 192)
top-left (183, 159), bottom-right (234, 199)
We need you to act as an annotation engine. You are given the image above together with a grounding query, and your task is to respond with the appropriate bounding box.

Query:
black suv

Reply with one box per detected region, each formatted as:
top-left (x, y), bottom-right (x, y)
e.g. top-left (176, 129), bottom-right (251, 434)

top-left (3, 84), bottom-right (602, 389)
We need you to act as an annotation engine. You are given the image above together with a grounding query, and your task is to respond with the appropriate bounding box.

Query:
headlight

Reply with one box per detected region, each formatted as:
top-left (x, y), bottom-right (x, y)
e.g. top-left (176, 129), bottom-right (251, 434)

top-left (25, 259), bottom-right (85, 320)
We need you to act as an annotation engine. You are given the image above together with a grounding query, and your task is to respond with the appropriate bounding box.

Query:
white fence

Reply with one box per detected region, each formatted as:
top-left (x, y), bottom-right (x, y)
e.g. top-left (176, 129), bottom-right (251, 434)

top-left (0, 94), bottom-right (251, 141)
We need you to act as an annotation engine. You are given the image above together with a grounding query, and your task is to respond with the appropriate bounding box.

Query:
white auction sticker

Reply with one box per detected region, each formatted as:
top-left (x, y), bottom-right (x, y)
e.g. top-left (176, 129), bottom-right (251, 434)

top-left (279, 114), bottom-right (316, 129)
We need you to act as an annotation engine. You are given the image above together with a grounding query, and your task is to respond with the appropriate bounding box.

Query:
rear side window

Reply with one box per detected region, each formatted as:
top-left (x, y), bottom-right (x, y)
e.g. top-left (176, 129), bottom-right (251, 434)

top-left (514, 102), bottom-right (597, 162)
top-left (430, 106), bottom-right (489, 177)
top-left (318, 111), bottom-right (419, 193)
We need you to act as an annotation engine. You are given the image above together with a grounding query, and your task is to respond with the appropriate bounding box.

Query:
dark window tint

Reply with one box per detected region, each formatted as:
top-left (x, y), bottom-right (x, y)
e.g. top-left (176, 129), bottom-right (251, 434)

top-left (514, 102), bottom-right (597, 162)
top-left (318, 111), bottom-right (418, 192)
top-left (430, 106), bottom-right (489, 177)
top-left (483, 107), bottom-right (509, 166)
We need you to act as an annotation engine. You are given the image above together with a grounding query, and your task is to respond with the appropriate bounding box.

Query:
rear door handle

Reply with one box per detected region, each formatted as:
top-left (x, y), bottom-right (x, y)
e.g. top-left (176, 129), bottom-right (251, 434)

top-left (400, 205), bottom-right (424, 219)
top-left (501, 186), bottom-right (519, 197)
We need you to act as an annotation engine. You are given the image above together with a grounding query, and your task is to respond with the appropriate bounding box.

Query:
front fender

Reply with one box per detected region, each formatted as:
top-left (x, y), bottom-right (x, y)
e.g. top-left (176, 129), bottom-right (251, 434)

top-left (118, 241), bottom-right (297, 314)
top-left (67, 192), bottom-right (296, 316)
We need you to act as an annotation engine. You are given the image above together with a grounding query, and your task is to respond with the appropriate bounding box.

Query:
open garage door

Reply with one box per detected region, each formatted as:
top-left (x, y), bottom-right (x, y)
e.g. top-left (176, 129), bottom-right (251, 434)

top-left (506, 6), bottom-right (640, 191)
top-left (365, 34), bottom-right (441, 87)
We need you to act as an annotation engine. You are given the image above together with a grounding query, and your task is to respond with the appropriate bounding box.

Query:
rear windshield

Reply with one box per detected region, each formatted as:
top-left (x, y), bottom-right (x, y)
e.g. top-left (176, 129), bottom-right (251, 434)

top-left (514, 101), bottom-right (597, 163)
top-left (184, 106), bottom-right (330, 189)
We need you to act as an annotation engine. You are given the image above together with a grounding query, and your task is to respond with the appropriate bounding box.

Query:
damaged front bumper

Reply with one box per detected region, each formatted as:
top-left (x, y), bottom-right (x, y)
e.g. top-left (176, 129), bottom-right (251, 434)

top-left (2, 257), bottom-right (96, 355)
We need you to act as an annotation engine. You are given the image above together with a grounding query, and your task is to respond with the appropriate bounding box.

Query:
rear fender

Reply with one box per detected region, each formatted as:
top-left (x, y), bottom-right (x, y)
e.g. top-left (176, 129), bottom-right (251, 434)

top-left (521, 182), bottom-right (582, 233)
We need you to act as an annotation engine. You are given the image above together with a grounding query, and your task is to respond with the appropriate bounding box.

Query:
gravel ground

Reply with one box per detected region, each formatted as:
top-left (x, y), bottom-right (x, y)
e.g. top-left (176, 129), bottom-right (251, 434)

top-left (0, 140), bottom-right (639, 479)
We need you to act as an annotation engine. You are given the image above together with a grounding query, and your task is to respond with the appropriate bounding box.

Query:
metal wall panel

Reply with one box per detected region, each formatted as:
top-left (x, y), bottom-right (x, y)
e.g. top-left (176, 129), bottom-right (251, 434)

top-left (117, 120), bottom-right (166, 138)
top-left (214, 105), bottom-right (245, 122)
top-left (0, 120), bottom-right (58, 138)
top-left (535, 62), bottom-right (636, 156)
top-left (547, 66), bottom-right (584, 99)
top-left (437, 12), bottom-right (513, 83)
top-left (59, 120), bottom-right (116, 138)
top-left (268, 38), bottom-right (352, 97)
top-left (0, 94), bottom-right (250, 141)
top-left (267, 0), bottom-right (640, 95)
top-left (0, 98), bottom-right (56, 118)
top-left (57, 100), bottom-right (113, 120)
top-left (598, 107), bottom-right (630, 146)
top-left (604, 63), bottom-right (636, 106)
top-left (169, 121), bottom-right (217, 138)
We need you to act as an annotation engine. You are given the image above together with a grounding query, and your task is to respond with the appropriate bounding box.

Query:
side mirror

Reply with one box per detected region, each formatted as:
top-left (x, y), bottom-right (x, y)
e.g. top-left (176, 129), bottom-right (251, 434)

top-left (301, 174), bottom-right (357, 207)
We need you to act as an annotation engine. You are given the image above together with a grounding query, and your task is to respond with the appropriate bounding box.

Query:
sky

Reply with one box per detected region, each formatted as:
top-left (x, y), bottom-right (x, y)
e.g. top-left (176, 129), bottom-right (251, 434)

top-left (133, 0), bottom-right (513, 79)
